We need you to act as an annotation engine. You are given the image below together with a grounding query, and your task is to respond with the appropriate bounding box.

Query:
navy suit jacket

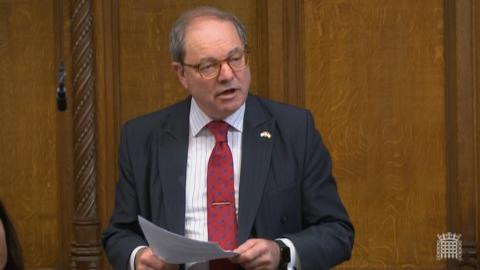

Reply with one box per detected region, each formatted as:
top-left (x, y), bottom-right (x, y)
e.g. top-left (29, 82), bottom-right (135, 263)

top-left (102, 94), bottom-right (354, 270)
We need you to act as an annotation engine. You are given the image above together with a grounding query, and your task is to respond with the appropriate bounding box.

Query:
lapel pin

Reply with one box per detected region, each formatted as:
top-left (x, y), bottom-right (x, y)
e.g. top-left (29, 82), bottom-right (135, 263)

top-left (260, 131), bottom-right (272, 139)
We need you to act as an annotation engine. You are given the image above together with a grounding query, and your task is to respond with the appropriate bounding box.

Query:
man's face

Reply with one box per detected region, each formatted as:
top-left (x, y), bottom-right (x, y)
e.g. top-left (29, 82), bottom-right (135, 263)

top-left (173, 17), bottom-right (251, 119)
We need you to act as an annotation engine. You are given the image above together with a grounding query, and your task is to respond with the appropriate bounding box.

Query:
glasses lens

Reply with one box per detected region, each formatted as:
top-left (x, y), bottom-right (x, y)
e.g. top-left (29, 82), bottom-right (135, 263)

top-left (198, 62), bottom-right (219, 79)
top-left (228, 53), bottom-right (247, 71)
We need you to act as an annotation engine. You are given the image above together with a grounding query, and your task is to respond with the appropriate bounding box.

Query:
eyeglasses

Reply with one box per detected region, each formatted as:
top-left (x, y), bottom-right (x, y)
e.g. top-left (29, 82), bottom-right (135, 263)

top-left (182, 50), bottom-right (249, 79)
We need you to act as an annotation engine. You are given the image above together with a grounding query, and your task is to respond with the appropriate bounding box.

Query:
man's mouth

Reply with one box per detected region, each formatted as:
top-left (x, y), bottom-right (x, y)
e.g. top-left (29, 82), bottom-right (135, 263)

top-left (217, 88), bottom-right (237, 96)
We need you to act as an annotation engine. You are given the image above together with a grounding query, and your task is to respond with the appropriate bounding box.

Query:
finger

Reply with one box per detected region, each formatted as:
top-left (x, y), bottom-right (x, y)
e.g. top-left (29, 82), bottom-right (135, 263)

top-left (243, 254), bottom-right (263, 269)
top-left (234, 238), bottom-right (257, 254)
top-left (136, 248), bottom-right (176, 270)
top-left (233, 240), bottom-right (262, 265)
top-left (238, 240), bottom-right (280, 270)
top-left (244, 250), bottom-right (277, 270)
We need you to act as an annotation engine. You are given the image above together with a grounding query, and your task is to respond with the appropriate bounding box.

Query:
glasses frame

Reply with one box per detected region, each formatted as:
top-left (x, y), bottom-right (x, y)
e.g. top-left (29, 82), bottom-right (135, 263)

top-left (181, 49), bottom-right (249, 79)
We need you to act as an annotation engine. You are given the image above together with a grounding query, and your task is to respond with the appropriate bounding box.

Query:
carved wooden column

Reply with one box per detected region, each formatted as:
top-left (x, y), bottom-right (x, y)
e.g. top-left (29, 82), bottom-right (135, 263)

top-left (70, 0), bottom-right (101, 269)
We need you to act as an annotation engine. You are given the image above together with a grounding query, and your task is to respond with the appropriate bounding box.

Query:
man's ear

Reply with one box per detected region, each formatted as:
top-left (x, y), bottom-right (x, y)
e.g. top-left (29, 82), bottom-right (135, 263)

top-left (172, 62), bottom-right (188, 89)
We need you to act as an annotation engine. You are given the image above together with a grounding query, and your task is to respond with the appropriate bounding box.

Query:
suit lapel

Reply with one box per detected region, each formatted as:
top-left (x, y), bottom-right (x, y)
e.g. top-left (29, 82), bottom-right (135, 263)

top-left (154, 97), bottom-right (190, 236)
top-left (238, 95), bottom-right (275, 243)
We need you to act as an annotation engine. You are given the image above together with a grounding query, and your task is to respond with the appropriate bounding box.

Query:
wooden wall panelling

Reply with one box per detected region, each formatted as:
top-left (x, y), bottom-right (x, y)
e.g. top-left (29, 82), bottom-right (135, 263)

top-left (264, 0), bottom-right (304, 105)
top-left (283, 0), bottom-right (305, 106)
top-left (304, 0), bottom-right (447, 268)
top-left (93, 0), bottom-right (121, 268)
top-left (254, 0), bottom-right (269, 99)
top-left (445, 5), bottom-right (458, 268)
top-left (476, 0), bottom-right (480, 267)
top-left (54, 0), bottom-right (74, 268)
top-left (445, 0), bottom-right (479, 268)
top-left (0, 1), bottom-right (61, 268)
top-left (265, 0), bottom-right (284, 102)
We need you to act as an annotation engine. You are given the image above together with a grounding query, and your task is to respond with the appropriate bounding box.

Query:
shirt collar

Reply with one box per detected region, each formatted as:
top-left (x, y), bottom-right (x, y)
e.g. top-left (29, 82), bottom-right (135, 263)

top-left (189, 98), bottom-right (245, 137)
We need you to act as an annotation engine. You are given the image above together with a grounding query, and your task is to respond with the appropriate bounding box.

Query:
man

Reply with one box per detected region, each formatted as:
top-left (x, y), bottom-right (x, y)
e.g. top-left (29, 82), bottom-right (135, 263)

top-left (102, 6), bottom-right (354, 270)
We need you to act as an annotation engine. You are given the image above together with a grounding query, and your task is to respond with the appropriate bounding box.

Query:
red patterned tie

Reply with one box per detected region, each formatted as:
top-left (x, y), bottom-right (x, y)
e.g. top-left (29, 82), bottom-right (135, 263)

top-left (207, 121), bottom-right (237, 270)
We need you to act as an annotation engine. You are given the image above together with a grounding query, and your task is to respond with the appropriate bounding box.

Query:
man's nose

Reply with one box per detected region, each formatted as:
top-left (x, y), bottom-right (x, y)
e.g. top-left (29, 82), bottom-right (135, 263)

top-left (217, 62), bottom-right (234, 82)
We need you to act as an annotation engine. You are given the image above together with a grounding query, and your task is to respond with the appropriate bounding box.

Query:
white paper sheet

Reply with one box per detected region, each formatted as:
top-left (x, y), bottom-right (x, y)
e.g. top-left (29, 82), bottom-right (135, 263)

top-left (138, 215), bottom-right (238, 264)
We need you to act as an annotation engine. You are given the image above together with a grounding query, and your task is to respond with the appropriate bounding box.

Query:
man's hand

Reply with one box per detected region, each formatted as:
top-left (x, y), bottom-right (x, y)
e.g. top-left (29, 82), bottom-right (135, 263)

top-left (135, 247), bottom-right (179, 270)
top-left (231, 239), bottom-right (281, 270)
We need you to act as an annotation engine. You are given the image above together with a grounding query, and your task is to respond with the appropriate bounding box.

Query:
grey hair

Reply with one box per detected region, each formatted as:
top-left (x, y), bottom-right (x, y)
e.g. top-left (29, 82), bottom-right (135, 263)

top-left (169, 6), bottom-right (248, 63)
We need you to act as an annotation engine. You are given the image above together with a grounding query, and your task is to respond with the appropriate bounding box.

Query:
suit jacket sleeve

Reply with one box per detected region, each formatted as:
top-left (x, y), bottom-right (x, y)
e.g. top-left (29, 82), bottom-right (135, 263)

top-left (285, 110), bottom-right (354, 269)
top-left (102, 122), bottom-right (149, 270)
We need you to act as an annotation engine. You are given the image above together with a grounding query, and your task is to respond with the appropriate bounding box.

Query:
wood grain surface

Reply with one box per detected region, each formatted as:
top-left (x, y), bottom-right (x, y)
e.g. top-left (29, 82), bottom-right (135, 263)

top-left (0, 0), bottom-right (60, 267)
top-left (304, 0), bottom-right (447, 268)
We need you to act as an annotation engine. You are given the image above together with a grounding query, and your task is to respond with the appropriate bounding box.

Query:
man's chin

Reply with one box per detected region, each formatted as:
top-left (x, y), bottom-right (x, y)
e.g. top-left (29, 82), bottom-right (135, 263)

top-left (212, 104), bottom-right (243, 119)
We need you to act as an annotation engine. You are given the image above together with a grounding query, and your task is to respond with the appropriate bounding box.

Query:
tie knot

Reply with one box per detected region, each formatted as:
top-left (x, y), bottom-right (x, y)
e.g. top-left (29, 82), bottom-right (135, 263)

top-left (207, 121), bottom-right (229, 142)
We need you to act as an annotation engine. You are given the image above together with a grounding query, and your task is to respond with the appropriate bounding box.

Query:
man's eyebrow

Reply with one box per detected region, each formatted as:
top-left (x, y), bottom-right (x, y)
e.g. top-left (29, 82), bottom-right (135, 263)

top-left (198, 57), bottom-right (217, 63)
top-left (227, 47), bottom-right (244, 56)
top-left (198, 47), bottom-right (244, 63)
